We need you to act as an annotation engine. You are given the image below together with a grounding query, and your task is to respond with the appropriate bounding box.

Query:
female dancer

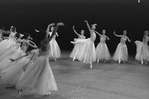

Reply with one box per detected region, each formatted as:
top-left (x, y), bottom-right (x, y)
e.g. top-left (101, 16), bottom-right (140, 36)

top-left (46, 23), bottom-right (61, 61)
top-left (135, 31), bottom-right (149, 64)
top-left (113, 30), bottom-right (131, 63)
top-left (16, 22), bottom-right (64, 97)
top-left (0, 26), bottom-right (18, 60)
top-left (70, 25), bottom-right (86, 61)
top-left (74, 20), bottom-right (96, 68)
top-left (96, 29), bottom-right (111, 63)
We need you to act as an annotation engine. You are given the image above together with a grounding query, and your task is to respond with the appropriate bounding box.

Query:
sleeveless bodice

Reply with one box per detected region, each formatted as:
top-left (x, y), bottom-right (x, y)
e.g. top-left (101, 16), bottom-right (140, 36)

top-left (79, 35), bottom-right (86, 39)
top-left (143, 36), bottom-right (149, 44)
top-left (90, 31), bottom-right (96, 41)
top-left (120, 36), bottom-right (127, 44)
top-left (9, 32), bottom-right (16, 41)
top-left (100, 35), bottom-right (106, 43)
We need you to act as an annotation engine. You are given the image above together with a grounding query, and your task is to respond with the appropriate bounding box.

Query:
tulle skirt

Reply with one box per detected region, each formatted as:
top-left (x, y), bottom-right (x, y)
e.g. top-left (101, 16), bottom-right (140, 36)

top-left (49, 39), bottom-right (61, 58)
top-left (96, 42), bottom-right (111, 60)
top-left (0, 48), bottom-right (25, 71)
top-left (0, 39), bottom-right (16, 56)
top-left (113, 43), bottom-right (128, 61)
top-left (1, 50), bottom-right (38, 86)
top-left (76, 38), bottom-right (96, 63)
top-left (16, 55), bottom-right (58, 95)
top-left (69, 38), bottom-right (85, 59)
top-left (135, 41), bottom-right (149, 61)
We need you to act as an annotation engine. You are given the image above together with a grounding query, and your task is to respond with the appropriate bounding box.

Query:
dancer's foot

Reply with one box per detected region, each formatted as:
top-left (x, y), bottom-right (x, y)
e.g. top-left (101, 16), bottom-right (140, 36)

top-left (54, 58), bottom-right (57, 61)
top-left (141, 60), bottom-right (144, 65)
top-left (118, 60), bottom-right (121, 64)
top-left (97, 60), bottom-right (99, 63)
top-left (73, 58), bottom-right (76, 61)
top-left (45, 92), bottom-right (51, 96)
top-left (90, 62), bottom-right (93, 68)
top-left (17, 90), bottom-right (21, 98)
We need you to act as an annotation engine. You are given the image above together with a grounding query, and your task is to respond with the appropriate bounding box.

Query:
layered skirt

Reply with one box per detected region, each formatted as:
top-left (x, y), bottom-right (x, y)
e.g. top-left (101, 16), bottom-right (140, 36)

top-left (49, 38), bottom-right (61, 58)
top-left (113, 43), bottom-right (128, 61)
top-left (16, 55), bottom-right (58, 95)
top-left (135, 41), bottom-right (149, 61)
top-left (96, 42), bottom-right (111, 61)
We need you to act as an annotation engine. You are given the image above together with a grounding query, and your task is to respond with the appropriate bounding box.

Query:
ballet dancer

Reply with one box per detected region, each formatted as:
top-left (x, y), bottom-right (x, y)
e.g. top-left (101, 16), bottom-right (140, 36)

top-left (70, 25), bottom-right (86, 61)
top-left (96, 29), bottom-right (111, 63)
top-left (16, 22), bottom-right (64, 98)
top-left (113, 30), bottom-right (131, 64)
top-left (135, 30), bottom-right (149, 64)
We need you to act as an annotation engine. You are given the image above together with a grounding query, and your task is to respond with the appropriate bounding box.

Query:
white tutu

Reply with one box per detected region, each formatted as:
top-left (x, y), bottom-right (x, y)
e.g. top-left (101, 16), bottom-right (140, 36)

top-left (0, 48), bottom-right (25, 72)
top-left (49, 38), bottom-right (61, 58)
top-left (96, 42), bottom-right (111, 60)
top-left (1, 50), bottom-right (38, 85)
top-left (76, 38), bottom-right (96, 63)
top-left (0, 39), bottom-right (16, 56)
top-left (135, 40), bottom-right (149, 61)
top-left (113, 43), bottom-right (128, 61)
top-left (16, 51), bottom-right (58, 95)
top-left (69, 38), bottom-right (86, 59)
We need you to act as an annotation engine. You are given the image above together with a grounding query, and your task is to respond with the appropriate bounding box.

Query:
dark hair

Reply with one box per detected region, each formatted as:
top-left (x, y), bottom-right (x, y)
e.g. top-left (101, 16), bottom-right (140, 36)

top-left (10, 26), bottom-right (16, 32)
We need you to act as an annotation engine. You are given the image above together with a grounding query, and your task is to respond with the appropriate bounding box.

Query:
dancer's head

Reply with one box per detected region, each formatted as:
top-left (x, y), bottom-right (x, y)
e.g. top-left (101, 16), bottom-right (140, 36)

top-left (81, 30), bottom-right (85, 35)
top-left (102, 30), bottom-right (106, 35)
top-left (144, 30), bottom-right (149, 36)
top-left (123, 30), bottom-right (127, 35)
top-left (91, 24), bottom-right (97, 30)
top-left (10, 26), bottom-right (16, 33)
top-left (50, 26), bottom-right (54, 32)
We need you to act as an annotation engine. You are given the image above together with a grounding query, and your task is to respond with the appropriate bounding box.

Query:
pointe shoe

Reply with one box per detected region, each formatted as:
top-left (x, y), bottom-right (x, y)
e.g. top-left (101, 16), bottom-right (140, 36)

top-left (90, 63), bottom-right (93, 68)
top-left (118, 60), bottom-right (121, 64)
top-left (73, 58), bottom-right (76, 61)
top-left (97, 60), bottom-right (99, 63)
top-left (45, 92), bottom-right (51, 96)
top-left (17, 90), bottom-right (21, 98)
top-left (54, 58), bottom-right (57, 61)
top-left (141, 60), bottom-right (144, 65)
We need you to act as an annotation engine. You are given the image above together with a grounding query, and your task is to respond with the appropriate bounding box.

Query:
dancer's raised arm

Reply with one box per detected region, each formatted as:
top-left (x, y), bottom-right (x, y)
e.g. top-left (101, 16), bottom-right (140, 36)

top-left (46, 22), bottom-right (64, 43)
top-left (94, 31), bottom-right (101, 36)
top-left (113, 31), bottom-right (122, 37)
top-left (72, 26), bottom-right (81, 36)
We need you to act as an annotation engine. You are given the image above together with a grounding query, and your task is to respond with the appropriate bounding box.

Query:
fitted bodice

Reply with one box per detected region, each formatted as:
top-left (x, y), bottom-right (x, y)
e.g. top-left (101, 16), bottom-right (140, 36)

top-left (120, 36), bottom-right (127, 44)
top-left (143, 35), bottom-right (149, 44)
top-left (100, 35), bottom-right (106, 43)
top-left (9, 32), bottom-right (16, 41)
top-left (90, 31), bottom-right (96, 41)
top-left (79, 35), bottom-right (86, 39)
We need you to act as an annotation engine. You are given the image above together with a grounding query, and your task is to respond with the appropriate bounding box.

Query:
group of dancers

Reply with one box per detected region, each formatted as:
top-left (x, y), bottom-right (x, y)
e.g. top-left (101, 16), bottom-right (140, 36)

top-left (69, 20), bottom-right (149, 68)
top-left (0, 22), bottom-right (64, 97)
top-left (0, 20), bottom-right (149, 98)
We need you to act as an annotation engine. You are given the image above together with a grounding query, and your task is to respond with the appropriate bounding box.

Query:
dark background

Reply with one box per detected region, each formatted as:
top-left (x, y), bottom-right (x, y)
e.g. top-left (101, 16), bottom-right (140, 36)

top-left (0, 0), bottom-right (149, 56)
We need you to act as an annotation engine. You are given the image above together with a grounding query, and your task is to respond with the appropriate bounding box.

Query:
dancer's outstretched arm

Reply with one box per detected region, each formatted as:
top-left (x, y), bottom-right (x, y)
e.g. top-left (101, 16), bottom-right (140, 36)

top-left (72, 26), bottom-right (81, 37)
top-left (47, 22), bottom-right (64, 43)
top-left (84, 20), bottom-right (92, 36)
top-left (94, 31), bottom-right (101, 36)
top-left (113, 31), bottom-right (122, 37)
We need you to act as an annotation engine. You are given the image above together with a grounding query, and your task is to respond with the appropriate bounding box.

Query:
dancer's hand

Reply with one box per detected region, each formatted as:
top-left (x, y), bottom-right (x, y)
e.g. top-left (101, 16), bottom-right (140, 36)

top-left (73, 25), bottom-right (75, 29)
top-left (10, 58), bottom-right (15, 62)
top-left (49, 23), bottom-right (55, 26)
top-left (57, 22), bottom-right (64, 26)
top-left (35, 29), bottom-right (39, 32)
top-left (84, 20), bottom-right (88, 23)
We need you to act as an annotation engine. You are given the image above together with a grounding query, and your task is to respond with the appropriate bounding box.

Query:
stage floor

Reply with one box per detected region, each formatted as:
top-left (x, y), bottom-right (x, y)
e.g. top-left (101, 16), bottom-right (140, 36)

top-left (0, 52), bottom-right (149, 99)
